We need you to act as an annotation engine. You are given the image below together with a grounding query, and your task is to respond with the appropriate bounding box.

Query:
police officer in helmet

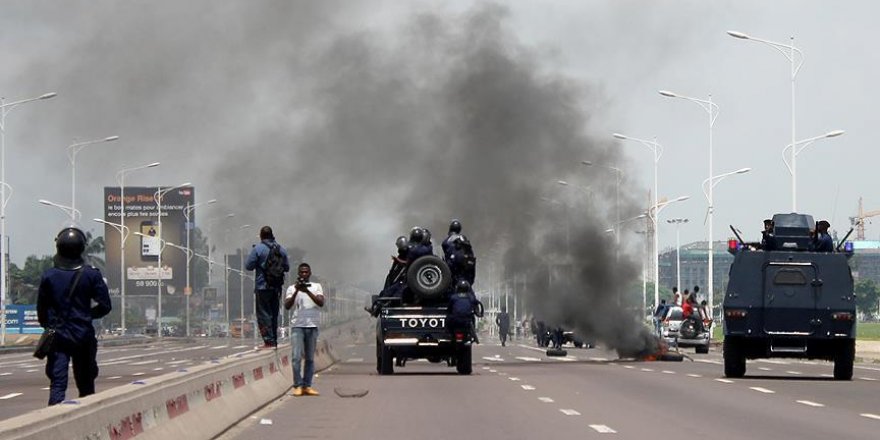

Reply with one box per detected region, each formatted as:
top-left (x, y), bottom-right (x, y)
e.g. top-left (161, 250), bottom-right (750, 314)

top-left (447, 279), bottom-right (481, 344)
top-left (37, 225), bottom-right (112, 406)
top-left (407, 226), bottom-right (433, 261)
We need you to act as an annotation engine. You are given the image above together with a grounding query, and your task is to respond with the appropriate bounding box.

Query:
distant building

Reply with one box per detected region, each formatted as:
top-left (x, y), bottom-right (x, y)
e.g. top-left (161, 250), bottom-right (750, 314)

top-left (660, 239), bottom-right (880, 294)
top-left (658, 241), bottom-right (734, 296)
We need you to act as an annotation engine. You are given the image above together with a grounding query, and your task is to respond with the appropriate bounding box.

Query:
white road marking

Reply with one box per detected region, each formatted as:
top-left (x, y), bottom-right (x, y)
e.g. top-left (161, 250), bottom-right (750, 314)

top-left (755, 359), bottom-right (790, 365)
top-left (498, 372), bottom-right (508, 376)
top-left (25, 369), bottom-right (37, 373)
top-left (860, 413), bottom-right (880, 420)
top-left (508, 377), bottom-right (521, 381)
top-left (152, 367), bottom-right (164, 371)
top-left (640, 368), bottom-right (654, 372)
top-left (786, 371), bottom-right (802, 375)
top-left (211, 345), bottom-right (229, 350)
top-left (623, 366), bottom-right (635, 369)
top-left (589, 357), bottom-right (608, 361)
top-left (482, 357), bottom-right (504, 362)
top-left (0, 373), bottom-right (11, 376)
top-left (538, 397), bottom-right (554, 403)
top-left (482, 366), bottom-right (491, 370)
top-left (715, 379), bottom-right (734, 384)
top-left (662, 370), bottom-right (675, 374)
top-left (515, 356), bottom-right (542, 362)
top-left (518, 344), bottom-right (548, 353)
top-left (820, 374), bottom-right (834, 378)
top-left (130, 359), bottom-right (159, 366)
top-left (167, 360), bottom-right (189, 365)
top-left (589, 425), bottom-right (617, 434)
top-left (750, 387), bottom-right (775, 394)
top-left (559, 409), bottom-right (581, 416)
top-left (855, 366), bottom-right (880, 372)
top-left (41, 387), bottom-right (49, 390)
top-left (758, 367), bottom-right (772, 371)
top-left (695, 359), bottom-right (722, 365)
top-left (489, 369), bottom-right (497, 373)
top-left (521, 385), bottom-right (535, 390)
top-left (0, 393), bottom-right (22, 400)
top-left (859, 377), bottom-right (878, 381)
top-left (796, 400), bottom-right (825, 408)
top-left (687, 374), bottom-right (702, 378)
top-left (132, 372), bottom-right (145, 376)
top-left (107, 376), bottom-right (122, 380)
top-left (345, 358), bottom-right (364, 363)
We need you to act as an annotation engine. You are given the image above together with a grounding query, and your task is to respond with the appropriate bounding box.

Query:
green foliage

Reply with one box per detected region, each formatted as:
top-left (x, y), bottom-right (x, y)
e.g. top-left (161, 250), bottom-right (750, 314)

top-left (855, 279), bottom-right (880, 320)
top-left (8, 255), bottom-right (54, 304)
top-left (858, 322), bottom-right (880, 340)
top-left (84, 231), bottom-right (105, 271)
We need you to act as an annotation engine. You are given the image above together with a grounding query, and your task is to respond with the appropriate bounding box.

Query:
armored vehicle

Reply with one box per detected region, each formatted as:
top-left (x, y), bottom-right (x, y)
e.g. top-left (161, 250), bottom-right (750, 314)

top-left (723, 213), bottom-right (856, 380)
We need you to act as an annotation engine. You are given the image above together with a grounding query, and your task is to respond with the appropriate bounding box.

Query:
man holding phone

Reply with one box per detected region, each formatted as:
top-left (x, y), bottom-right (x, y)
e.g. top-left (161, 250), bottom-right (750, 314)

top-left (284, 263), bottom-right (324, 396)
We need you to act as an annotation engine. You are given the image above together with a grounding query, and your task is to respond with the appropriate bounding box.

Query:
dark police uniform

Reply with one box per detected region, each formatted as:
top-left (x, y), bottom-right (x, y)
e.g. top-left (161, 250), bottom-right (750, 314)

top-left (37, 260), bottom-right (111, 405)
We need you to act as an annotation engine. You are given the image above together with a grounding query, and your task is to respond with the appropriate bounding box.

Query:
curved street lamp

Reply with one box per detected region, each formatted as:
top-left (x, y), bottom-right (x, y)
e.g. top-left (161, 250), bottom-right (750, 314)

top-left (68, 136), bottom-right (119, 217)
top-left (782, 131), bottom-right (844, 210)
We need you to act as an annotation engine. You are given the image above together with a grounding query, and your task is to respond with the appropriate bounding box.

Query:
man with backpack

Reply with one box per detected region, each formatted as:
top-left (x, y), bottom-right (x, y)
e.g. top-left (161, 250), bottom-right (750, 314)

top-left (442, 220), bottom-right (476, 284)
top-left (245, 226), bottom-right (290, 349)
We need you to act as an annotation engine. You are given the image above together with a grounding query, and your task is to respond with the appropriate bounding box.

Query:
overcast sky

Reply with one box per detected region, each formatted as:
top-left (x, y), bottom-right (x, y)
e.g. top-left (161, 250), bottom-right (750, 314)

top-left (0, 1), bottom-right (873, 286)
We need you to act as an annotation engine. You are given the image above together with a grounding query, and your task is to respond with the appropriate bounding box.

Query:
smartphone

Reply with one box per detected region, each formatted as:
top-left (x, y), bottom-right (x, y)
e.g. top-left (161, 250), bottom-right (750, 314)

top-left (140, 221), bottom-right (160, 261)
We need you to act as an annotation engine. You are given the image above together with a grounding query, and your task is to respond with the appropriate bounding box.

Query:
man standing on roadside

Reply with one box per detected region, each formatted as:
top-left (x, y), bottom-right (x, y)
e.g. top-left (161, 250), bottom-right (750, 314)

top-left (284, 263), bottom-right (325, 396)
top-left (245, 226), bottom-right (290, 349)
top-left (496, 307), bottom-right (510, 347)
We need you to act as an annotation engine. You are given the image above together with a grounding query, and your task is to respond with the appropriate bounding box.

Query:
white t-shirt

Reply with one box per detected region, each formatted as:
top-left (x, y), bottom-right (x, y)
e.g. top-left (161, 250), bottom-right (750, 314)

top-left (285, 282), bottom-right (324, 328)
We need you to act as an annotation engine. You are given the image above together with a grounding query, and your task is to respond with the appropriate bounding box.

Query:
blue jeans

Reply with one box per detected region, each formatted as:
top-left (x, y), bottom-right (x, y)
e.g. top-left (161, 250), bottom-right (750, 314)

top-left (291, 327), bottom-right (319, 388)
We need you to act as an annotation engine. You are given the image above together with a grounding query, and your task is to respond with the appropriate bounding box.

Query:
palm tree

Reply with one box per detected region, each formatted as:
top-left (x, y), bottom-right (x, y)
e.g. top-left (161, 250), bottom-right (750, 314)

top-left (84, 231), bottom-right (106, 271)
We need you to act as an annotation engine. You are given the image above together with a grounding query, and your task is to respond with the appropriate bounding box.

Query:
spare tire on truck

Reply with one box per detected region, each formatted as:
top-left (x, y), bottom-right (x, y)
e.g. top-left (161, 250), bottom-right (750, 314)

top-left (406, 255), bottom-right (452, 302)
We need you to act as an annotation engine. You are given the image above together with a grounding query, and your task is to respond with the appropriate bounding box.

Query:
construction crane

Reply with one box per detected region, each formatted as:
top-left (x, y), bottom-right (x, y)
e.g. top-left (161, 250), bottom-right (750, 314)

top-left (849, 197), bottom-right (880, 240)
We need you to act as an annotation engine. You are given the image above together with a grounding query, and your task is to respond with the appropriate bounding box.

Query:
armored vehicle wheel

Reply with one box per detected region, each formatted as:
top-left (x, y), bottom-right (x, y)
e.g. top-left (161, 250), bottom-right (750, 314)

top-left (456, 345), bottom-right (472, 375)
top-left (695, 345), bottom-right (709, 354)
top-left (833, 339), bottom-right (855, 381)
top-left (723, 338), bottom-right (746, 378)
top-left (378, 343), bottom-right (394, 375)
top-left (406, 256), bottom-right (452, 302)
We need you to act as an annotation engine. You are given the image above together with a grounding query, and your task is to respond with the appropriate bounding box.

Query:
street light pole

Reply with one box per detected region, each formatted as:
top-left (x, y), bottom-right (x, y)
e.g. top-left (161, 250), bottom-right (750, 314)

top-left (659, 89), bottom-right (720, 313)
top-left (68, 136), bottom-right (119, 218)
top-left (614, 133), bottom-right (664, 310)
top-left (115, 162), bottom-right (160, 333)
top-left (0, 91), bottom-right (56, 345)
top-left (649, 196), bottom-right (690, 310)
top-left (154, 182), bottom-right (191, 337)
top-left (183, 199), bottom-right (217, 336)
top-left (728, 31), bottom-right (805, 210)
top-left (782, 130), bottom-right (845, 210)
top-left (666, 218), bottom-right (689, 290)
top-left (237, 225), bottom-right (251, 341)
top-left (38, 199), bottom-right (82, 221)
top-left (583, 160), bottom-right (623, 258)
top-left (93, 218), bottom-right (129, 332)
top-left (205, 213), bottom-right (235, 286)
top-left (701, 167), bottom-right (751, 315)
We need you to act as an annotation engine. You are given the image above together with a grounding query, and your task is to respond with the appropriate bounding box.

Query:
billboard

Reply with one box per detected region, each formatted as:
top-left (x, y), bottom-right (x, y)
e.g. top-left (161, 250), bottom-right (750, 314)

top-left (103, 186), bottom-right (195, 304)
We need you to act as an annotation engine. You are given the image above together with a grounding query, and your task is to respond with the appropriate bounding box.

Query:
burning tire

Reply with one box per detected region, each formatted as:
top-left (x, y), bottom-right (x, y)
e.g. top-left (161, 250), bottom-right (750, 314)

top-left (723, 338), bottom-right (746, 378)
top-left (406, 255), bottom-right (452, 302)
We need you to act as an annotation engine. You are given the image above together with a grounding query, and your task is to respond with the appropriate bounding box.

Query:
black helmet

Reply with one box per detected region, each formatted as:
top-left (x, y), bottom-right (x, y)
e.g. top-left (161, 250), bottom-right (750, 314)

top-left (54, 226), bottom-right (86, 269)
top-left (449, 219), bottom-right (462, 234)
top-left (455, 279), bottom-right (471, 293)
top-left (422, 228), bottom-right (433, 245)
top-left (395, 235), bottom-right (408, 252)
top-left (409, 227), bottom-right (425, 244)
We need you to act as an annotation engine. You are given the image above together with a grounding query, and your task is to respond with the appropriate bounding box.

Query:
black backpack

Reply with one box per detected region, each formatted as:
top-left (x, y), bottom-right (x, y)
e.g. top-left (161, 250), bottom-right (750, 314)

top-left (263, 243), bottom-right (285, 288)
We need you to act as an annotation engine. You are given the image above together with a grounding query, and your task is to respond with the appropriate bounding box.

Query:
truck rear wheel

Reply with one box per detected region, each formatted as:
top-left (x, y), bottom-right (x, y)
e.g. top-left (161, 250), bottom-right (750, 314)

top-left (833, 339), bottom-right (855, 381)
top-left (723, 338), bottom-right (746, 378)
top-left (378, 343), bottom-right (394, 375)
top-left (456, 345), bottom-right (472, 375)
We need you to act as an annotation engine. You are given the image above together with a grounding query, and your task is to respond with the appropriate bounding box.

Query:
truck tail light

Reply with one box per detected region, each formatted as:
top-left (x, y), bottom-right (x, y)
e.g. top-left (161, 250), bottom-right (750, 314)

top-left (725, 309), bottom-right (748, 319)
top-left (831, 312), bottom-right (854, 321)
top-left (454, 332), bottom-right (465, 342)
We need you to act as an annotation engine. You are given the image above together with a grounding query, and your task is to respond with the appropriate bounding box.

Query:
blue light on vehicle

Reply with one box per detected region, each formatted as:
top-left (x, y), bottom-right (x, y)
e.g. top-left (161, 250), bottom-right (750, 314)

top-left (844, 241), bottom-right (854, 253)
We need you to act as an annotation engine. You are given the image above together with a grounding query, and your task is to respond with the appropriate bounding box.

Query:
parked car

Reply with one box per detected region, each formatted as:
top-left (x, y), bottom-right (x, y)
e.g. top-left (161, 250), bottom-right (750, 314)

top-left (662, 306), bottom-right (710, 354)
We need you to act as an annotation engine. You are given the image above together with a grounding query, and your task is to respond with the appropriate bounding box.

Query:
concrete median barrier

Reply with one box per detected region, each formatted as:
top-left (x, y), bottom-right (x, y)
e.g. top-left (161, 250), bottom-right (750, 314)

top-left (0, 325), bottom-right (350, 440)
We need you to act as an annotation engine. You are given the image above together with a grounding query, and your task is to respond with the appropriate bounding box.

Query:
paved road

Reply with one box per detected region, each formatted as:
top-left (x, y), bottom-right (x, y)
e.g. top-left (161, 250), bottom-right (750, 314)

top-left (223, 337), bottom-right (880, 439)
top-left (0, 337), bottom-right (268, 418)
